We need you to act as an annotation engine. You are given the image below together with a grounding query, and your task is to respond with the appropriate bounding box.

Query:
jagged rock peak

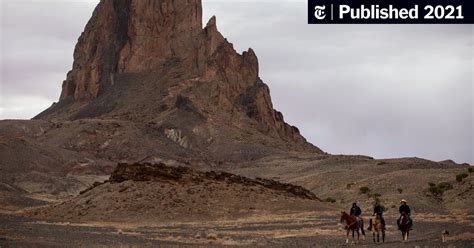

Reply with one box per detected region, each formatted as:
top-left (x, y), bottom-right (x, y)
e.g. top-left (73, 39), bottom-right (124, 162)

top-left (60, 0), bottom-right (205, 102)
top-left (206, 15), bottom-right (217, 28)
top-left (34, 0), bottom-right (323, 156)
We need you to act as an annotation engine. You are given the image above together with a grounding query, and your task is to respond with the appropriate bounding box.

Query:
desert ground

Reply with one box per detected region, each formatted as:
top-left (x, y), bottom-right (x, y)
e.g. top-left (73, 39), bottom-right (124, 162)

top-left (1, 211), bottom-right (473, 247)
top-left (1, 157), bottom-right (473, 247)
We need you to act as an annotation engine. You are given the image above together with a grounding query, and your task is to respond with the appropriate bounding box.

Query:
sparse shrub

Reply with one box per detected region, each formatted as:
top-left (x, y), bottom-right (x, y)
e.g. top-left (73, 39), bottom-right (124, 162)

top-left (391, 205), bottom-right (396, 209)
top-left (428, 182), bottom-right (453, 196)
top-left (456, 173), bottom-right (468, 182)
top-left (397, 188), bottom-right (403, 194)
top-left (438, 182), bottom-right (453, 191)
top-left (325, 197), bottom-right (336, 203)
top-left (429, 186), bottom-right (443, 196)
top-left (468, 168), bottom-right (474, 173)
top-left (373, 193), bottom-right (382, 198)
top-left (359, 186), bottom-right (371, 194)
top-left (346, 183), bottom-right (353, 189)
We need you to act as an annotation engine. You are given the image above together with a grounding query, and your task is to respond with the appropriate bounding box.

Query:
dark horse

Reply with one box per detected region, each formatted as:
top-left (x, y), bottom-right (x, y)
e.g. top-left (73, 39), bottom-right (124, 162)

top-left (340, 211), bottom-right (365, 244)
top-left (371, 213), bottom-right (385, 243)
top-left (399, 212), bottom-right (412, 241)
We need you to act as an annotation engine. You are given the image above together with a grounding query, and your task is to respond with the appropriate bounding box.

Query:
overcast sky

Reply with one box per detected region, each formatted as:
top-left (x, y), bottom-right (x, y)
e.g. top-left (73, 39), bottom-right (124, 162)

top-left (1, 0), bottom-right (472, 164)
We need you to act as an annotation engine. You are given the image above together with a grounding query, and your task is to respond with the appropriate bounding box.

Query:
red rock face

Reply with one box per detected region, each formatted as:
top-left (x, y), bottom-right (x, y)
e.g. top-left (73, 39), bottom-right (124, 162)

top-left (37, 0), bottom-right (323, 155)
top-left (117, 0), bottom-right (203, 73)
top-left (61, 0), bottom-right (204, 102)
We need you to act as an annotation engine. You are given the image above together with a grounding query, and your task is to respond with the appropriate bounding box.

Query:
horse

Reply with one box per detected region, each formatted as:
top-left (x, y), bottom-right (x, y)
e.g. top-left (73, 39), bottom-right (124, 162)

top-left (340, 211), bottom-right (365, 244)
top-left (371, 213), bottom-right (385, 243)
top-left (399, 212), bottom-right (411, 241)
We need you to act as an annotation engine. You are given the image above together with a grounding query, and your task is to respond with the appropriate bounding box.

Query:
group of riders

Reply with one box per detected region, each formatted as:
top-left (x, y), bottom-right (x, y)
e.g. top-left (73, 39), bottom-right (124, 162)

top-left (349, 199), bottom-right (413, 230)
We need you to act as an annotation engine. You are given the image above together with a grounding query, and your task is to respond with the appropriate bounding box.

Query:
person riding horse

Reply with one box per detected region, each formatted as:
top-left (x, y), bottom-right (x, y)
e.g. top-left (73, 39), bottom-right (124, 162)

top-left (397, 199), bottom-right (413, 230)
top-left (349, 202), bottom-right (362, 225)
top-left (350, 202), bottom-right (362, 217)
top-left (368, 201), bottom-right (385, 231)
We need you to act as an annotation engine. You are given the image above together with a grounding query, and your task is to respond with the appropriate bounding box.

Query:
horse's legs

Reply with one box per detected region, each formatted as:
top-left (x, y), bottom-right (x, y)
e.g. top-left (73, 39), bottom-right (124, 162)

top-left (346, 229), bottom-right (349, 244)
top-left (382, 230), bottom-right (385, 243)
top-left (406, 230), bottom-right (409, 241)
top-left (361, 221), bottom-right (365, 236)
top-left (373, 231), bottom-right (376, 243)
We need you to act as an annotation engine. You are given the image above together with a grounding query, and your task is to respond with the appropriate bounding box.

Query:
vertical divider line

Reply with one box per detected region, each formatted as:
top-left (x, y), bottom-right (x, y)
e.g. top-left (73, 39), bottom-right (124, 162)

top-left (331, 4), bottom-right (334, 20)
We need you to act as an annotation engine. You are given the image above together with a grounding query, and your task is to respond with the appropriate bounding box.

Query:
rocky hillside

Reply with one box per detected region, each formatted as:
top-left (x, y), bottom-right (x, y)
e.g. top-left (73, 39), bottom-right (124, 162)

top-left (28, 163), bottom-right (326, 223)
top-left (228, 155), bottom-right (474, 215)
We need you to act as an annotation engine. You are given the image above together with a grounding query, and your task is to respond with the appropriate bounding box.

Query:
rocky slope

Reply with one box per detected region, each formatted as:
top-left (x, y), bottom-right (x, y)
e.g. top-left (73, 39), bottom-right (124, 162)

top-left (28, 163), bottom-right (326, 223)
top-left (228, 155), bottom-right (474, 215)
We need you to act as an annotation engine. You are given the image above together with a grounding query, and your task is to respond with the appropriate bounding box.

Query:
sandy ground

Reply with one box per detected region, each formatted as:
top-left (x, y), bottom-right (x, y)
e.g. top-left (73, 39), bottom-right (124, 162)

top-left (1, 212), bottom-right (473, 247)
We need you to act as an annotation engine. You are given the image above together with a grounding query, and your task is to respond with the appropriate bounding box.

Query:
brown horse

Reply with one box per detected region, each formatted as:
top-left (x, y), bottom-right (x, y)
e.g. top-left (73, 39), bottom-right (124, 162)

top-left (371, 213), bottom-right (385, 243)
top-left (340, 211), bottom-right (365, 244)
top-left (399, 213), bottom-right (411, 241)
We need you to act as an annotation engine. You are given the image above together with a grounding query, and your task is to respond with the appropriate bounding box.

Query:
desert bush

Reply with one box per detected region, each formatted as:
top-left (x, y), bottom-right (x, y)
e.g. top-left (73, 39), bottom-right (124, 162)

top-left (438, 182), bottom-right (453, 190)
top-left (359, 186), bottom-right (371, 194)
top-left (429, 182), bottom-right (453, 196)
top-left (468, 168), bottom-right (473, 173)
top-left (325, 197), bottom-right (336, 203)
top-left (456, 173), bottom-right (468, 182)
top-left (397, 188), bottom-right (403, 194)
top-left (429, 186), bottom-right (443, 196)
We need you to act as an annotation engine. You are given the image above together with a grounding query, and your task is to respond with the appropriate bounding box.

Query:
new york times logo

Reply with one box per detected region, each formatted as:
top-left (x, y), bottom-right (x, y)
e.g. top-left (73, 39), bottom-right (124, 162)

top-left (308, 0), bottom-right (473, 24)
top-left (314, 5), bottom-right (326, 20)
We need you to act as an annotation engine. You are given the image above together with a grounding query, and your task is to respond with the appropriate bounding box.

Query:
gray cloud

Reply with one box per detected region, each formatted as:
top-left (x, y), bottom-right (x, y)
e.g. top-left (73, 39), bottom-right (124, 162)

top-left (1, 0), bottom-right (473, 163)
top-left (1, 0), bottom-right (97, 117)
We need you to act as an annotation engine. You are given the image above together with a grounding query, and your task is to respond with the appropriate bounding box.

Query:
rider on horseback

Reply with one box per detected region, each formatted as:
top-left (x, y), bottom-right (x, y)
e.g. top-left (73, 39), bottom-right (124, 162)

top-left (397, 199), bottom-right (413, 230)
top-left (368, 201), bottom-right (385, 231)
top-left (349, 202), bottom-right (362, 226)
top-left (373, 202), bottom-right (385, 224)
top-left (350, 202), bottom-right (362, 217)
